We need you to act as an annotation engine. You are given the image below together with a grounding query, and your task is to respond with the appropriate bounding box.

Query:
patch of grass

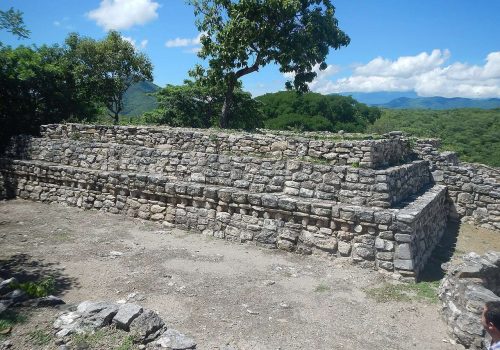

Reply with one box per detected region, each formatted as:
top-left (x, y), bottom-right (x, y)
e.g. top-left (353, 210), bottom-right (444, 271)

top-left (0, 310), bottom-right (28, 339)
top-left (71, 328), bottom-right (107, 348)
top-left (28, 329), bottom-right (52, 346)
top-left (314, 283), bottom-right (331, 293)
top-left (12, 276), bottom-right (55, 297)
top-left (365, 281), bottom-right (440, 303)
top-left (116, 335), bottom-right (135, 350)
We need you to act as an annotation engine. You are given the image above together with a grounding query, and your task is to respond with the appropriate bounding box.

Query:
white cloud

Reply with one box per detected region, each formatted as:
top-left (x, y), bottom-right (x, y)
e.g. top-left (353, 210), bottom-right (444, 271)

top-left (310, 50), bottom-right (500, 98)
top-left (165, 33), bottom-right (202, 47)
top-left (53, 21), bottom-right (61, 27)
top-left (87, 0), bottom-right (160, 31)
top-left (354, 49), bottom-right (450, 78)
top-left (121, 36), bottom-right (148, 50)
top-left (165, 33), bottom-right (203, 53)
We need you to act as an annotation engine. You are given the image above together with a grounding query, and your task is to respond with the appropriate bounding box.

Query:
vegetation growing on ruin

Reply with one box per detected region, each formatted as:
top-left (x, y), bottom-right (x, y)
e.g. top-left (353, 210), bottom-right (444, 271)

top-left (368, 108), bottom-right (500, 166)
top-left (365, 281), bottom-right (440, 303)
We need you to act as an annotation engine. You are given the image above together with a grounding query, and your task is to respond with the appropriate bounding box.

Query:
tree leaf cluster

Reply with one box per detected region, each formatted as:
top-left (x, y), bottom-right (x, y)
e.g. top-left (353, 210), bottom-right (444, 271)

top-left (256, 91), bottom-right (381, 132)
top-left (0, 7), bottom-right (30, 39)
top-left (368, 108), bottom-right (500, 166)
top-left (189, 0), bottom-right (350, 127)
top-left (0, 43), bottom-right (102, 149)
top-left (65, 31), bottom-right (153, 124)
top-left (143, 82), bottom-right (263, 130)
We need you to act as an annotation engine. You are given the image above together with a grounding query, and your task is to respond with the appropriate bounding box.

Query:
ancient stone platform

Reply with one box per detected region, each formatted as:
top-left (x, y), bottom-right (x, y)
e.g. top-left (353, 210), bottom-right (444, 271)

top-left (0, 124), bottom-right (484, 280)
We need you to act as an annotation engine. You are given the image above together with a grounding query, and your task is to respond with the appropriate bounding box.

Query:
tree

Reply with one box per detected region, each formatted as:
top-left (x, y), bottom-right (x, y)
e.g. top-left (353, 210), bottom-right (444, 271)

top-left (144, 81), bottom-right (263, 130)
top-left (66, 31), bottom-right (153, 124)
top-left (189, 0), bottom-right (350, 128)
top-left (0, 44), bottom-right (100, 150)
top-left (0, 7), bottom-right (30, 39)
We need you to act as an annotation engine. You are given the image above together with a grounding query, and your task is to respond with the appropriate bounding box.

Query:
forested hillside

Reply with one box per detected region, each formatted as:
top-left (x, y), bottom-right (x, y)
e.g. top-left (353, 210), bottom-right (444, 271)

top-left (122, 81), bottom-right (159, 117)
top-left (256, 91), bottom-right (381, 132)
top-left (369, 109), bottom-right (500, 166)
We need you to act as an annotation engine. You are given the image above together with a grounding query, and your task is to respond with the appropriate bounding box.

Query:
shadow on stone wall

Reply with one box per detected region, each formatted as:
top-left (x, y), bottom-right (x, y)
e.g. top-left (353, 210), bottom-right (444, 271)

top-left (0, 254), bottom-right (79, 296)
top-left (0, 160), bottom-right (18, 200)
top-left (418, 219), bottom-right (460, 282)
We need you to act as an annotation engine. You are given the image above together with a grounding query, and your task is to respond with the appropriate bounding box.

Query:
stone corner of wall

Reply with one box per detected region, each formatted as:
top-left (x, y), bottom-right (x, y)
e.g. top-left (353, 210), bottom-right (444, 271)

top-left (439, 251), bottom-right (500, 349)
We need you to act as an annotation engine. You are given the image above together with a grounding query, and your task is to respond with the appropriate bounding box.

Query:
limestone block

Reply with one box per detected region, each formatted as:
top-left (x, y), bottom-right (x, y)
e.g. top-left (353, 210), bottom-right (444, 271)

top-left (113, 303), bottom-right (143, 331)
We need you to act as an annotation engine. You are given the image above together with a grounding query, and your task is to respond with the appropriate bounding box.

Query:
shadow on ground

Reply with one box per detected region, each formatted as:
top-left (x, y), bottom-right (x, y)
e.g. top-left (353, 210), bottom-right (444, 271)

top-left (418, 220), bottom-right (461, 282)
top-left (0, 254), bottom-right (79, 296)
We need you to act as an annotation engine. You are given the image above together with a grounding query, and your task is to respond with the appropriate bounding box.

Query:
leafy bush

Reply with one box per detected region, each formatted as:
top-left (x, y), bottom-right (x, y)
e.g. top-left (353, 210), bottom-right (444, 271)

top-left (265, 113), bottom-right (333, 131)
top-left (11, 277), bottom-right (55, 297)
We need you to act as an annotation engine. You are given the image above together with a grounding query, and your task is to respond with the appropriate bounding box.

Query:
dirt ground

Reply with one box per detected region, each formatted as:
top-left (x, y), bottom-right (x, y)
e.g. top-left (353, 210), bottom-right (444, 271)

top-left (0, 199), bottom-right (498, 350)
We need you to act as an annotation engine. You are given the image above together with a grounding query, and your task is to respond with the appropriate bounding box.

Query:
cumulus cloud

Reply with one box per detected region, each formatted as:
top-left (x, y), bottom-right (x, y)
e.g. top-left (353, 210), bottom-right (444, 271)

top-left (165, 33), bottom-right (202, 48)
top-left (121, 36), bottom-right (148, 50)
top-left (87, 0), bottom-right (160, 31)
top-left (310, 50), bottom-right (500, 98)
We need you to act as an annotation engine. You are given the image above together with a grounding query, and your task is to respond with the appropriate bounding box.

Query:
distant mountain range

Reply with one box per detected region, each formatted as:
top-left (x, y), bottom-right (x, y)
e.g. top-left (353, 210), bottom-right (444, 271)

top-left (123, 84), bottom-right (500, 116)
top-left (337, 91), bottom-right (500, 109)
top-left (122, 81), bottom-right (160, 117)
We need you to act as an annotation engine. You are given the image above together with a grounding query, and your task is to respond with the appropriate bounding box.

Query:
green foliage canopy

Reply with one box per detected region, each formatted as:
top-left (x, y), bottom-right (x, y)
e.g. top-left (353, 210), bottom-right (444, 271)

top-left (189, 0), bottom-right (350, 128)
top-left (0, 43), bottom-right (101, 149)
top-left (144, 82), bottom-right (263, 130)
top-left (257, 91), bottom-right (381, 132)
top-left (66, 31), bottom-right (153, 124)
top-left (369, 108), bottom-right (500, 166)
top-left (0, 7), bottom-right (30, 39)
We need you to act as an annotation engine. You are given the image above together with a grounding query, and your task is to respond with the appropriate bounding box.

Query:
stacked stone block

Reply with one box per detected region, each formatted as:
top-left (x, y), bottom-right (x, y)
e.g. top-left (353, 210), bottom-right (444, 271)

top-left (415, 139), bottom-right (500, 230)
top-left (0, 124), bottom-right (451, 280)
top-left (439, 252), bottom-right (500, 349)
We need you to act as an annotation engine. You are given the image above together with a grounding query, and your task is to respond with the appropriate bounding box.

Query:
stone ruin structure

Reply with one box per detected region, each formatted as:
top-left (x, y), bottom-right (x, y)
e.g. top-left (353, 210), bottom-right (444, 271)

top-left (439, 251), bottom-right (500, 349)
top-left (0, 124), bottom-right (498, 283)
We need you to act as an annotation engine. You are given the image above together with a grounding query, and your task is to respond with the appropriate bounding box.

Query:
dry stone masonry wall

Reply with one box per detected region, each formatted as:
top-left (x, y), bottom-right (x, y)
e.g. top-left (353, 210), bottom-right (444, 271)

top-left (40, 124), bottom-right (412, 169)
top-left (439, 252), bottom-right (500, 349)
top-left (4, 123), bottom-right (498, 281)
top-left (415, 139), bottom-right (500, 230)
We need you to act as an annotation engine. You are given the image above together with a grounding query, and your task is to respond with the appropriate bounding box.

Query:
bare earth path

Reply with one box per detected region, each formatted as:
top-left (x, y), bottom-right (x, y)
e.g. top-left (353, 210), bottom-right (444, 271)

top-left (0, 199), bottom-right (476, 350)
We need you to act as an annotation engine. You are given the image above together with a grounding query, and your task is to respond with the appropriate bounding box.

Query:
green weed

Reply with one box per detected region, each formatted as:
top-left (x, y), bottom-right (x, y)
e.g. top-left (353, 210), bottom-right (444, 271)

top-left (28, 329), bottom-right (52, 346)
top-left (314, 283), bottom-right (331, 293)
top-left (365, 281), bottom-right (440, 303)
top-left (0, 310), bottom-right (28, 339)
top-left (11, 277), bottom-right (55, 298)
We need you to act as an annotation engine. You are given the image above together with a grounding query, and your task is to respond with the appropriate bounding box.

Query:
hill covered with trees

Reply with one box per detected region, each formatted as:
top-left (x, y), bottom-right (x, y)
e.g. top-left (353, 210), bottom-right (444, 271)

top-left (368, 108), bottom-right (500, 166)
top-left (256, 91), bottom-right (381, 132)
top-left (122, 81), bottom-right (159, 117)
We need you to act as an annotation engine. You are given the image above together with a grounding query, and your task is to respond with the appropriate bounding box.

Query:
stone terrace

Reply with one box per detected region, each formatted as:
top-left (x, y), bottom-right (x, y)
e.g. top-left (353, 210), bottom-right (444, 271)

top-left (0, 124), bottom-right (449, 280)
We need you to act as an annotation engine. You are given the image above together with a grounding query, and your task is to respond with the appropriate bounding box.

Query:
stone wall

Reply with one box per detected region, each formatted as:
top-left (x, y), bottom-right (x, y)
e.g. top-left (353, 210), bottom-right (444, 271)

top-left (3, 136), bottom-right (430, 208)
top-left (415, 139), bottom-right (500, 230)
top-left (439, 252), bottom-right (500, 349)
top-left (0, 157), bottom-right (447, 279)
top-left (40, 124), bottom-right (411, 169)
top-left (0, 124), bottom-right (457, 280)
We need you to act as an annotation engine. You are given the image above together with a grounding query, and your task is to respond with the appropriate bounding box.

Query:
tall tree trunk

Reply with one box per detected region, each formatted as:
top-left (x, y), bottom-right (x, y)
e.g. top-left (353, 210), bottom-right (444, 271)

top-left (113, 112), bottom-right (119, 125)
top-left (220, 79), bottom-right (235, 129)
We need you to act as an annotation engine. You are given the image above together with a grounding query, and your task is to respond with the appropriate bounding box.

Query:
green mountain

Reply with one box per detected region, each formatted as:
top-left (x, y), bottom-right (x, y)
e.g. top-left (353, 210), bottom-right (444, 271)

top-left (377, 96), bottom-right (500, 109)
top-left (122, 81), bottom-right (160, 117)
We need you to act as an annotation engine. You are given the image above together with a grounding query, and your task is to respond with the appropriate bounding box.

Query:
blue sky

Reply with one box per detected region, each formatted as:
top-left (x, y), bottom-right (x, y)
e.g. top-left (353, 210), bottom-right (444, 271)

top-left (1, 0), bottom-right (500, 98)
